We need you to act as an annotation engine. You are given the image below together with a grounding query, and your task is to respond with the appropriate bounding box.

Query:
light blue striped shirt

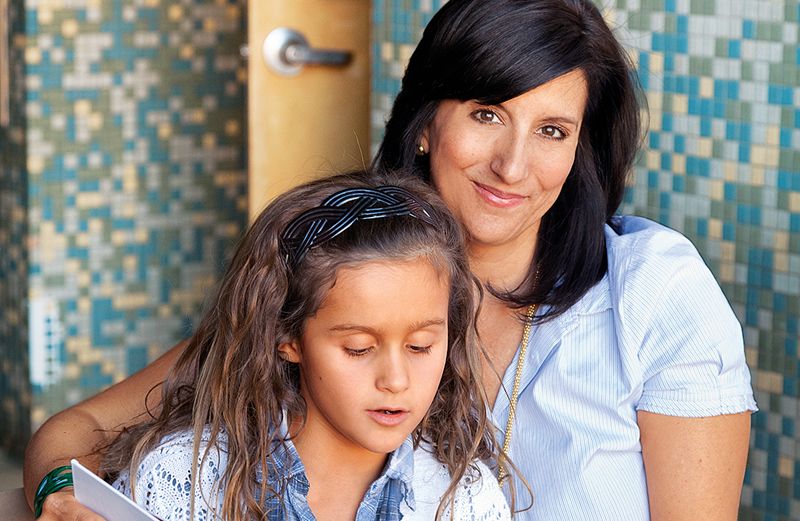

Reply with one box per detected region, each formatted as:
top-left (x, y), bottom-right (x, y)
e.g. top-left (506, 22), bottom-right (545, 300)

top-left (493, 215), bottom-right (757, 520)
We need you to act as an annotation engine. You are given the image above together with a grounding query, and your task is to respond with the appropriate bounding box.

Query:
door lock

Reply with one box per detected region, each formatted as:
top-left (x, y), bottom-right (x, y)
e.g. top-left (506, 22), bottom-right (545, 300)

top-left (262, 27), bottom-right (352, 76)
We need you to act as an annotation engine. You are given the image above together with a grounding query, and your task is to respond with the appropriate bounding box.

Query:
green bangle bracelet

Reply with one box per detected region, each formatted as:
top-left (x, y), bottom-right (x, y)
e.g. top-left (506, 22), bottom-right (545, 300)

top-left (33, 465), bottom-right (73, 518)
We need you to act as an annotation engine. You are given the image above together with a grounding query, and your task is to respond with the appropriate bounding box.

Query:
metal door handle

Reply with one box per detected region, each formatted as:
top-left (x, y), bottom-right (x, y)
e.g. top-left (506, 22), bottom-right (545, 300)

top-left (263, 27), bottom-right (352, 76)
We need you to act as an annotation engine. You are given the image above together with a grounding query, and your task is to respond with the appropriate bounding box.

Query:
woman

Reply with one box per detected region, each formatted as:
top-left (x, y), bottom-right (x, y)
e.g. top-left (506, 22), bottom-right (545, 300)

top-left (26, 0), bottom-right (755, 519)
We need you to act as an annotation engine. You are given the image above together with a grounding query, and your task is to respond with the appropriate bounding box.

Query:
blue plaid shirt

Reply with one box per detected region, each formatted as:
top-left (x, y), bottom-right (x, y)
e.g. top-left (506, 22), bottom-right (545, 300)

top-left (257, 435), bottom-right (416, 520)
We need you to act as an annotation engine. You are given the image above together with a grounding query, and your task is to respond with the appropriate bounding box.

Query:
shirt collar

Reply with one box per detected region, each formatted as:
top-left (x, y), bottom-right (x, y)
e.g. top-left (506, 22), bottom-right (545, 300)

top-left (254, 418), bottom-right (417, 510)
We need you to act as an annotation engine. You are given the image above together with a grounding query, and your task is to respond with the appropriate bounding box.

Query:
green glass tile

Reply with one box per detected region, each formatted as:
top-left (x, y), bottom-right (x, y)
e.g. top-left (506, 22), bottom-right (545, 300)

top-left (788, 296), bottom-right (800, 316)
top-left (627, 12), bottom-right (650, 32)
top-left (735, 246), bottom-right (749, 266)
top-left (786, 3), bottom-right (798, 22)
top-left (689, 0), bottom-right (715, 15)
top-left (715, 38), bottom-right (728, 58)
top-left (664, 13), bottom-right (677, 33)
top-left (790, 234), bottom-right (800, 254)
top-left (778, 150), bottom-right (799, 170)
top-left (770, 63), bottom-right (795, 82)
top-left (710, 199), bottom-right (725, 218)
top-left (662, 93), bottom-right (674, 112)
top-left (777, 191), bottom-right (790, 210)
top-left (740, 102), bottom-right (752, 121)
top-left (640, 0), bottom-right (664, 12)
top-left (757, 22), bottom-right (783, 41)
top-left (689, 56), bottom-right (712, 76)
top-left (741, 61), bottom-right (754, 81)
top-left (780, 108), bottom-right (795, 128)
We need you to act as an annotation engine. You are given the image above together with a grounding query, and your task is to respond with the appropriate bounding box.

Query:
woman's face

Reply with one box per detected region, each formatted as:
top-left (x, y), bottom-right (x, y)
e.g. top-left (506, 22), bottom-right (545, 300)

top-left (422, 69), bottom-right (588, 257)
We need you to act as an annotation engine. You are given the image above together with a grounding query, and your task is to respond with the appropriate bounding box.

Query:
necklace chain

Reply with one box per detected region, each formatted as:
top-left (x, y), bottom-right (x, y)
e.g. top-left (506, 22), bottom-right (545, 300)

top-left (497, 302), bottom-right (537, 484)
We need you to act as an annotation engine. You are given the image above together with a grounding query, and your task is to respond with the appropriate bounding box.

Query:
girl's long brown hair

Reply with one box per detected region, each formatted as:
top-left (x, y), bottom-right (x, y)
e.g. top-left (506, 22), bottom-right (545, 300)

top-left (100, 170), bottom-right (499, 519)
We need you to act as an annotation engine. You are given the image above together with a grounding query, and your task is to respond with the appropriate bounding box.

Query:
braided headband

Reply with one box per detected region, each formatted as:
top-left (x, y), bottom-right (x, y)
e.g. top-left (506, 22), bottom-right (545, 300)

top-left (281, 185), bottom-right (437, 269)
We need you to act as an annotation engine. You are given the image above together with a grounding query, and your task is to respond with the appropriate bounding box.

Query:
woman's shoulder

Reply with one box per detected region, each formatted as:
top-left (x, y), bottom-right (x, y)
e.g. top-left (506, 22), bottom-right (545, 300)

top-left (603, 215), bottom-right (722, 299)
top-left (605, 215), bottom-right (701, 264)
top-left (404, 446), bottom-right (510, 520)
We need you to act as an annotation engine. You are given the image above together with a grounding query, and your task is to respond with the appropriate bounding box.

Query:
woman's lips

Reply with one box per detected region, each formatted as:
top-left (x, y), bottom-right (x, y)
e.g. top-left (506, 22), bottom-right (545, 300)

top-left (473, 182), bottom-right (526, 208)
top-left (367, 409), bottom-right (410, 427)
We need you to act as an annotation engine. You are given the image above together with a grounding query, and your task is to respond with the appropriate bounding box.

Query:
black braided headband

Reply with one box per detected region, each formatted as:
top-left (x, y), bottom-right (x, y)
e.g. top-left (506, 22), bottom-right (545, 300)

top-left (280, 186), bottom-right (437, 269)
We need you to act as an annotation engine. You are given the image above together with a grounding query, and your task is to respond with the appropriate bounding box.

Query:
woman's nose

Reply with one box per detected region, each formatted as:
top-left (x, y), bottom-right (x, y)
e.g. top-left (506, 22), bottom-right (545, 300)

top-left (375, 349), bottom-right (410, 393)
top-left (489, 132), bottom-right (530, 185)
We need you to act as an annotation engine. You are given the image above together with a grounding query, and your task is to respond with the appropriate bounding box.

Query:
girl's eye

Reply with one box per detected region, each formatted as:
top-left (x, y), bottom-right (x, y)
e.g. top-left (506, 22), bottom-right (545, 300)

top-left (471, 109), bottom-right (501, 125)
top-left (344, 347), bottom-right (373, 357)
top-left (408, 345), bottom-right (432, 354)
top-left (538, 125), bottom-right (567, 140)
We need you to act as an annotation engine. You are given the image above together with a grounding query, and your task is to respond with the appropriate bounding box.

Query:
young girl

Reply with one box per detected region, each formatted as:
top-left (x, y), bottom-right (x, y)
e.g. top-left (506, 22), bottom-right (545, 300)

top-left (101, 170), bottom-right (511, 520)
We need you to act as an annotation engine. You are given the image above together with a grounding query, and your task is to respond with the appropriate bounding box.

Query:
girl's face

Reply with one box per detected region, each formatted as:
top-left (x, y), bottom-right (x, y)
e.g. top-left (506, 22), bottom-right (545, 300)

top-left (280, 257), bottom-right (450, 456)
top-left (422, 69), bottom-right (588, 258)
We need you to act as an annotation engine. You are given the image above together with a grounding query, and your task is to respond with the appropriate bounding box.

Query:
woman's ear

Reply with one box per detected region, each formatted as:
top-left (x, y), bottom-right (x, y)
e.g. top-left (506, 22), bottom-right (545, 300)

top-left (420, 129), bottom-right (430, 153)
top-left (278, 340), bottom-right (302, 363)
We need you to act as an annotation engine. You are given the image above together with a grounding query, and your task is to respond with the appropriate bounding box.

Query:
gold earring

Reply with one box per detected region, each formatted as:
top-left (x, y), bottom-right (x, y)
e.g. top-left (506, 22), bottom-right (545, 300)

top-left (416, 144), bottom-right (426, 156)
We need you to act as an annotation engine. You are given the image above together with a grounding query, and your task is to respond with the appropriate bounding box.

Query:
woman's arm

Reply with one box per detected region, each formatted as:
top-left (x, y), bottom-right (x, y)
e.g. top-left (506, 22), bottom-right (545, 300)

top-left (639, 411), bottom-right (751, 521)
top-left (23, 340), bottom-right (187, 516)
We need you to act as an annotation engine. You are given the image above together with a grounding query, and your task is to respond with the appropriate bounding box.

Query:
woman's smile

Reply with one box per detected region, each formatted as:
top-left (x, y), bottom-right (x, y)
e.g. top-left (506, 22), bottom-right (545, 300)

top-left (423, 69), bottom-right (588, 257)
top-left (472, 181), bottom-right (527, 208)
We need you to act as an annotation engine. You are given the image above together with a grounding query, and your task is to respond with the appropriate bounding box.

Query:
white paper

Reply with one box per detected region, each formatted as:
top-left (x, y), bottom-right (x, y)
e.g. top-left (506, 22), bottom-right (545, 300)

top-left (71, 459), bottom-right (160, 521)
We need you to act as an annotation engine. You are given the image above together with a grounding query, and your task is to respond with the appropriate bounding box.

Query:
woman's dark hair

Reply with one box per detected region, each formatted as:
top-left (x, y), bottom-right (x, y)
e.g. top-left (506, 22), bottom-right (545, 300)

top-left (374, 0), bottom-right (643, 321)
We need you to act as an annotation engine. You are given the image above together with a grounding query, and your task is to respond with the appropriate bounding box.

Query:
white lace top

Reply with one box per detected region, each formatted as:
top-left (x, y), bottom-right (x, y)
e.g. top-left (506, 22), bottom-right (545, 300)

top-left (112, 429), bottom-right (510, 520)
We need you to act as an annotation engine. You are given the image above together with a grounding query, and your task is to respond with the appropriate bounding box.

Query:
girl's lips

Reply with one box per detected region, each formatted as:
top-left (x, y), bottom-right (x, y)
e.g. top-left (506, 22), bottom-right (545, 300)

top-left (367, 409), bottom-right (410, 427)
top-left (473, 182), bottom-right (526, 208)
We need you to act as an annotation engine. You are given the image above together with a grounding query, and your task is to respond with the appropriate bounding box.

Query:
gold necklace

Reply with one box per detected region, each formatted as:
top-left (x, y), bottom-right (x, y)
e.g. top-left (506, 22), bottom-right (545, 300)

top-left (497, 302), bottom-right (537, 484)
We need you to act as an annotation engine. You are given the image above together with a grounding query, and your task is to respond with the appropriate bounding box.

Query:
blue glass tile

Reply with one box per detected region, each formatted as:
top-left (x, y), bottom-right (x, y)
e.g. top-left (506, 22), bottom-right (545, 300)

top-left (696, 218), bottom-right (707, 236)
top-left (768, 85), bottom-right (794, 106)
top-left (780, 129), bottom-right (792, 148)
top-left (673, 175), bottom-right (685, 192)
top-left (739, 144), bottom-right (751, 163)
top-left (723, 222), bottom-right (735, 241)
top-left (648, 170), bottom-right (658, 188)
top-left (743, 20), bottom-right (756, 38)
top-left (661, 152), bottom-right (672, 170)
top-left (700, 118), bottom-right (711, 136)
top-left (662, 113), bottom-right (674, 132)
top-left (728, 40), bottom-right (741, 58)
top-left (725, 182), bottom-right (737, 201)
top-left (791, 213), bottom-right (800, 233)
top-left (674, 135), bottom-right (686, 153)
top-left (127, 347), bottom-right (148, 373)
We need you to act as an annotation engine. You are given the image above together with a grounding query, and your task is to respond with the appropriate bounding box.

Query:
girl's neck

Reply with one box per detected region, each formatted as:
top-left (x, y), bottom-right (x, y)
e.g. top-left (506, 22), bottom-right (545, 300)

top-left (290, 418), bottom-right (388, 520)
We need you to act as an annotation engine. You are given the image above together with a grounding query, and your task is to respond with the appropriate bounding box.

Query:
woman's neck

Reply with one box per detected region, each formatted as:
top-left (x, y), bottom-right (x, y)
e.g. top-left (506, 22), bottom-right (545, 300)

top-left (468, 239), bottom-right (536, 293)
top-left (290, 418), bottom-right (388, 520)
top-left (467, 238), bottom-right (537, 406)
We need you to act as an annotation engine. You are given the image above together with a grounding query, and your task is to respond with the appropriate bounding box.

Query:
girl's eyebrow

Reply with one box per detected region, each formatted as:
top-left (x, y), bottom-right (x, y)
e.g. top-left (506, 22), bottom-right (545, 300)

top-left (328, 318), bottom-right (446, 334)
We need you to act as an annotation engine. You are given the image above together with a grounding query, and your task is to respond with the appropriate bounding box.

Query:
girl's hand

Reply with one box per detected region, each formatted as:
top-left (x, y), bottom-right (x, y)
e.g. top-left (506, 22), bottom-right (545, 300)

top-left (37, 489), bottom-right (107, 521)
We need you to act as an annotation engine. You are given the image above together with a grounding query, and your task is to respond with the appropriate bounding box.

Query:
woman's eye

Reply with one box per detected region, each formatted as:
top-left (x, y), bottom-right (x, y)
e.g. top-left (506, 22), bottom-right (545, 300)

top-left (408, 344), bottom-right (433, 354)
top-left (344, 347), bottom-right (373, 357)
top-left (472, 109), bottom-right (501, 124)
top-left (539, 125), bottom-right (567, 139)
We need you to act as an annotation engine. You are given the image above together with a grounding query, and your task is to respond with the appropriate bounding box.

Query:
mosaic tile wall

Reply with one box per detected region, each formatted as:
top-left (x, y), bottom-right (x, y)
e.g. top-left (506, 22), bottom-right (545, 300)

top-left (0, 0), bottom-right (248, 453)
top-left (371, 0), bottom-right (799, 519)
top-left (0, 0), bottom-right (32, 456)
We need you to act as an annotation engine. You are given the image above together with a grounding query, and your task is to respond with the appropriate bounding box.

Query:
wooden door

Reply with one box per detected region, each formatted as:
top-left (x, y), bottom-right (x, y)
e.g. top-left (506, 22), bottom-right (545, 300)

top-left (248, 0), bottom-right (370, 217)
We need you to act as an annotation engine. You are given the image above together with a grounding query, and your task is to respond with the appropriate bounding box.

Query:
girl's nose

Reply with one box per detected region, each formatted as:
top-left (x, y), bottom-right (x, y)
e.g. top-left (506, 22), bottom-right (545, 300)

top-left (489, 132), bottom-right (530, 185)
top-left (375, 349), bottom-right (410, 393)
